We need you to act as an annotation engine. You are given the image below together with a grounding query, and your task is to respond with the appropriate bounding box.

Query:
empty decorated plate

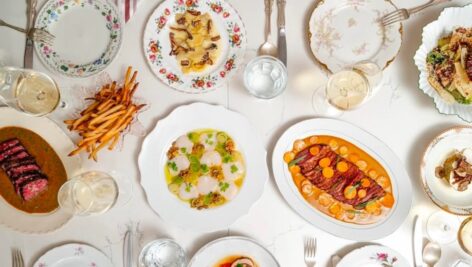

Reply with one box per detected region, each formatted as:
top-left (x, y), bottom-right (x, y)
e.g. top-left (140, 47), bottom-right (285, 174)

top-left (143, 0), bottom-right (247, 93)
top-left (337, 245), bottom-right (409, 267)
top-left (35, 0), bottom-right (123, 77)
top-left (308, 0), bottom-right (402, 73)
top-left (33, 243), bottom-right (113, 267)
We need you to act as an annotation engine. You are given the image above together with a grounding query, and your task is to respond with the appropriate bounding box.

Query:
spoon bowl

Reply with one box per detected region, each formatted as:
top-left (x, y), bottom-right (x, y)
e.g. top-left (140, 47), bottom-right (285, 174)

top-left (423, 241), bottom-right (442, 266)
top-left (258, 41), bottom-right (278, 57)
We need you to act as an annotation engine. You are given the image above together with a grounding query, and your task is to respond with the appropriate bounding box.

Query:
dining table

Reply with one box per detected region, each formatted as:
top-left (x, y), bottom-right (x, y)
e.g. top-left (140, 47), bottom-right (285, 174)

top-left (1, 0), bottom-right (472, 266)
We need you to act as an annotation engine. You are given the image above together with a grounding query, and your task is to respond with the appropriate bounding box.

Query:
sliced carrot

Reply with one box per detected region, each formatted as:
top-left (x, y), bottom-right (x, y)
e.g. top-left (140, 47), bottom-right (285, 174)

top-left (283, 151), bottom-right (295, 163)
top-left (319, 157), bottom-right (331, 168)
top-left (336, 161), bottom-right (349, 172)
top-left (380, 193), bottom-right (394, 208)
top-left (361, 178), bottom-right (371, 187)
top-left (289, 165), bottom-right (301, 175)
top-left (339, 146), bottom-right (348, 155)
top-left (344, 186), bottom-right (357, 199)
top-left (309, 146), bottom-right (320, 156)
top-left (322, 167), bottom-right (334, 178)
top-left (358, 189), bottom-right (367, 198)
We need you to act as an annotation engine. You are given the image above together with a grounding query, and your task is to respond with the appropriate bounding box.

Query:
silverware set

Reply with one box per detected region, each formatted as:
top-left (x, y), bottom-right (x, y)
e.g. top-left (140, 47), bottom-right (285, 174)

top-left (0, 19), bottom-right (55, 46)
top-left (11, 248), bottom-right (24, 267)
top-left (304, 236), bottom-right (317, 267)
top-left (380, 0), bottom-right (451, 27)
top-left (259, 0), bottom-right (287, 66)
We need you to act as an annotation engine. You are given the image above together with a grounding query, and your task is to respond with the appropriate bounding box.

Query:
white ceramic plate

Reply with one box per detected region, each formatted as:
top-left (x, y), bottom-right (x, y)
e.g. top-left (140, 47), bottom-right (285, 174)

top-left (308, 0), bottom-right (402, 73)
top-left (414, 5), bottom-right (472, 122)
top-left (138, 103), bottom-right (268, 232)
top-left (421, 126), bottom-right (472, 215)
top-left (188, 236), bottom-right (280, 267)
top-left (143, 0), bottom-right (247, 93)
top-left (0, 107), bottom-right (81, 233)
top-left (272, 118), bottom-right (412, 241)
top-left (35, 0), bottom-right (123, 77)
top-left (337, 245), bottom-right (409, 267)
top-left (33, 243), bottom-right (113, 267)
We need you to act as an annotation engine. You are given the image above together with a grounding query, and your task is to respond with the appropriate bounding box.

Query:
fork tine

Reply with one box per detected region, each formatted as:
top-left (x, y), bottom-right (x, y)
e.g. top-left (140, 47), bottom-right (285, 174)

top-left (382, 17), bottom-right (402, 27)
top-left (310, 237), bottom-right (315, 258)
top-left (18, 249), bottom-right (24, 267)
top-left (12, 248), bottom-right (18, 267)
top-left (380, 11), bottom-right (401, 22)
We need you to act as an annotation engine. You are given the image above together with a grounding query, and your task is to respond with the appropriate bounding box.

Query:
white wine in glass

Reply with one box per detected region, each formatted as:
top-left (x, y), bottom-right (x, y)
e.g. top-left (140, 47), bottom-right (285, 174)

top-left (0, 67), bottom-right (60, 116)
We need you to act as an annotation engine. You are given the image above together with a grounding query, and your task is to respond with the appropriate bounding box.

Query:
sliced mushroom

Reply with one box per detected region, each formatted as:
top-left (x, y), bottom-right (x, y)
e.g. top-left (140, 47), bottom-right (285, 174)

top-left (231, 257), bottom-right (255, 267)
top-left (180, 60), bottom-right (190, 66)
top-left (211, 35), bottom-right (221, 42)
top-left (187, 10), bottom-right (201, 16)
top-left (207, 20), bottom-right (212, 34)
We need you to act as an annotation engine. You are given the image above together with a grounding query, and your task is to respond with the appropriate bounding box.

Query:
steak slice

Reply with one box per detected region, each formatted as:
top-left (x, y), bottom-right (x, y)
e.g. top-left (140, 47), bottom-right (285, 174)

top-left (18, 177), bottom-right (48, 201)
top-left (13, 172), bottom-right (45, 188)
top-left (7, 164), bottom-right (41, 179)
top-left (0, 139), bottom-right (20, 153)
top-left (0, 145), bottom-right (26, 163)
top-left (295, 143), bottom-right (387, 208)
top-left (8, 151), bottom-right (30, 162)
top-left (1, 158), bottom-right (35, 171)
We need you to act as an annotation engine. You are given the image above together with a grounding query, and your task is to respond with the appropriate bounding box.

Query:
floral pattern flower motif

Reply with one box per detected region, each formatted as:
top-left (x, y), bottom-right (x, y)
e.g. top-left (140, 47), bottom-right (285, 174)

top-left (370, 252), bottom-right (398, 267)
top-left (74, 246), bottom-right (85, 256)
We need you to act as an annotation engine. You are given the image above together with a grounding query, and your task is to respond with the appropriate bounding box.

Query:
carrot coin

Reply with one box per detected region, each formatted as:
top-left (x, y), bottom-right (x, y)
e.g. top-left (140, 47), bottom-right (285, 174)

top-left (358, 189), bottom-right (367, 198)
top-left (319, 157), bottom-right (331, 168)
top-left (380, 193), bottom-right (394, 208)
top-left (289, 165), bottom-right (301, 175)
top-left (283, 151), bottom-right (295, 163)
top-left (360, 178), bottom-right (371, 187)
top-left (322, 167), bottom-right (334, 178)
top-left (309, 146), bottom-right (320, 156)
top-left (336, 161), bottom-right (348, 172)
top-left (343, 186), bottom-right (357, 199)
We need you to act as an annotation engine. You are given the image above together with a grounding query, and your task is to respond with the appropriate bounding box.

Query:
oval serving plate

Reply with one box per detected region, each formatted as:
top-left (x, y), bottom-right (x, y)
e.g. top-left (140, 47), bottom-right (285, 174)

top-left (188, 236), bottom-right (280, 267)
top-left (272, 118), bottom-right (412, 241)
top-left (138, 103), bottom-right (267, 232)
top-left (143, 0), bottom-right (247, 93)
top-left (414, 5), bottom-right (472, 122)
top-left (421, 126), bottom-right (472, 215)
top-left (35, 0), bottom-right (123, 77)
top-left (308, 0), bottom-right (402, 73)
top-left (0, 107), bottom-right (81, 234)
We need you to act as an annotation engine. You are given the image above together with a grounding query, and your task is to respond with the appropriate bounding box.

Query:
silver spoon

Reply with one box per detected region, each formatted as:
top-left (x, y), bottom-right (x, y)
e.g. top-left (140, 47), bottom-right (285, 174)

top-left (258, 0), bottom-right (278, 57)
top-left (423, 241), bottom-right (442, 267)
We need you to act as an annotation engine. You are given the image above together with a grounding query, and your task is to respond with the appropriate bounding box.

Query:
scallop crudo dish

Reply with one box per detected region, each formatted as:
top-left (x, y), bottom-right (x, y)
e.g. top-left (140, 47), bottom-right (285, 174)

top-left (284, 135), bottom-right (395, 225)
top-left (165, 129), bottom-right (245, 209)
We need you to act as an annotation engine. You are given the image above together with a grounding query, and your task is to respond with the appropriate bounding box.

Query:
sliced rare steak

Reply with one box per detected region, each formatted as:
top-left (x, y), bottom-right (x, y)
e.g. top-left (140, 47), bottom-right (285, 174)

top-left (13, 172), bottom-right (45, 188)
top-left (0, 158), bottom-right (36, 171)
top-left (18, 178), bottom-right (48, 201)
top-left (0, 145), bottom-right (26, 162)
top-left (0, 139), bottom-right (20, 153)
top-left (6, 164), bottom-right (41, 179)
top-left (8, 151), bottom-right (30, 162)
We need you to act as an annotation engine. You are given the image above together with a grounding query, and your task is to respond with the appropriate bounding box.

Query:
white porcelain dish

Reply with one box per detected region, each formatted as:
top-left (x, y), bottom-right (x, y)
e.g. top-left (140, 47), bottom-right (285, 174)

top-left (138, 103), bottom-right (268, 232)
top-left (421, 126), bottom-right (472, 215)
top-left (35, 0), bottom-right (123, 77)
top-left (188, 236), bottom-right (280, 267)
top-left (33, 243), bottom-right (113, 267)
top-left (337, 245), bottom-right (409, 267)
top-left (272, 118), bottom-right (412, 241)
top-left (0, 107), bottom-right (81, 234)
top-left (308, 0), bottom-right (402, 73)
top-left (414, 5), bottom-right (472, 122)
top-left (143, 0), bottom-right (247, 93)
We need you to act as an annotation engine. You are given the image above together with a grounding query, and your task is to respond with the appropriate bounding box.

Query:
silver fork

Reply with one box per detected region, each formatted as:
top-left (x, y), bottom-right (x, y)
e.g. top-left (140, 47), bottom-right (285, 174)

top-left (0, 19), bottom-right (54, 45)
top-left (304, 236), bottom-right (317, 267)
top-left (380, 0), bottom-right (450, 27)
top-left (11, 248), bottom-right (25, 267)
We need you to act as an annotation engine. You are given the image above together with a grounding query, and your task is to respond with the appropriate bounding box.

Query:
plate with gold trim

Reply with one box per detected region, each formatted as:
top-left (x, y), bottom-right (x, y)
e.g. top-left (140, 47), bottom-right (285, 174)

top-left (308, 0), bottom-right (402, 73)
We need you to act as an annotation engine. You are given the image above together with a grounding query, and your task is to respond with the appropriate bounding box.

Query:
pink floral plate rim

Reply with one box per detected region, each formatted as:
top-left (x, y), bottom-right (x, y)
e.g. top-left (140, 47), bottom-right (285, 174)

top-left (308, 0), bottom-right (402, 73)
top-left (143, 0), bottom-right (247, 94)
top-left (34, 0), bottom-right (123, 78)
top-left (337, 245), bottom-right (409, 267)
top-left (33, 243), bottom-right (113, 267)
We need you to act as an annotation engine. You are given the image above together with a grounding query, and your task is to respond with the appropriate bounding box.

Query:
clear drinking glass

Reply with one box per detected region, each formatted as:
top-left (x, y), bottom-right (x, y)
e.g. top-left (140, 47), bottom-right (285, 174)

top-left (312, 62), bottom-right (382, 116)
top-left (243, 55), bottom-right (288, 99)
top-left (426, 211), bottom-right (461, 245)
top-left (139, 239), bottom-right (187, 267)
top-left (458, 217), bottom-right (472, 256)
top-left (0, 66), bottom-right (60, 116)
top-left (57, 171), bottom-right (126, 216)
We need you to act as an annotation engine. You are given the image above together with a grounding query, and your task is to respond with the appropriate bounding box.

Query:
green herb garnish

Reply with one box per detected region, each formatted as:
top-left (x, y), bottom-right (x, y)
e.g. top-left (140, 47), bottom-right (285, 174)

top-left (185, 183), bottom-right (192, 193)
top-left (201, 164), bottom-right (209, 173)
top-left (219, 182), bottom-right (229, 192)
top-left (168, 161), bottom-right (178, 172)
top-left (180, 147), bottom-right (187, 153)
top-left (288, 155), bottom-right (306, 167)
top-left (230, 165), bottom-right (238, 173)
top-left (426, 51), bottom-right (445, 65)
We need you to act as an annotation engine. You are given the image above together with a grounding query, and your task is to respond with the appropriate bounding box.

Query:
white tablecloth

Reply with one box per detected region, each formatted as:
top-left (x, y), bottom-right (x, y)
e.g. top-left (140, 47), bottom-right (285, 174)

top-left (1, 0), bottom-right (471, 266)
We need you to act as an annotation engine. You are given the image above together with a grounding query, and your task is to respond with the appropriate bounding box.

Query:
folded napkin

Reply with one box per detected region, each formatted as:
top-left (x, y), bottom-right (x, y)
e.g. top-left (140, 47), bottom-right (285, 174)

top-left (114, 0), bottom-right (141, 23)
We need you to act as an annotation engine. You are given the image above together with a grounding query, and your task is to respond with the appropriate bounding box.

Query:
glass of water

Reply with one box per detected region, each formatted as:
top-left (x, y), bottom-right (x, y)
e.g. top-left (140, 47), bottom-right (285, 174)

top-left (243, 55), bottom-right (288, 99)
top-left (58, 171), bottom-right (120, 216)
top-left (0, 66), bottom-right (60, 116)
top-left (139, 239), bottom-right (186, 267)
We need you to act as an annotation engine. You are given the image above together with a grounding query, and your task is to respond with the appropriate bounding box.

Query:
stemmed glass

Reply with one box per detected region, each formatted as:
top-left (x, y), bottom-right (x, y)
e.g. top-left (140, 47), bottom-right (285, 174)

top-left (0, 66), bottom-right (60, 116)
top-left (57, 170), bottom-right (133, 216)
top-left (312, 61), bottom-right (382, 116)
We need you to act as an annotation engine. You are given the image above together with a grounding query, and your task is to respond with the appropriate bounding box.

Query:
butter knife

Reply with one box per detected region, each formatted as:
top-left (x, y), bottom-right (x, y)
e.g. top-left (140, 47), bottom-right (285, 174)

top-left (24, 0), bottom-right (37, 69)
top-left (413, 215), bottom-right (423, 267)
top-left (276, 0), bottom-right (287, 66)
top-left (123, 229), bottom-right (132, 267)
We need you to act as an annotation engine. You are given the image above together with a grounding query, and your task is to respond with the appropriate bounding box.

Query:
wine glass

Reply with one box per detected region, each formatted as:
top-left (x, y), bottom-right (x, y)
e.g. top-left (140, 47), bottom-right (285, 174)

top-left (312, 61), bottom-right (382, 116)
top-left (57, 170), bottom-right (133, 216)
top-left (426, 211), bottom-right (461, 245)
top-left (0, 66), bottom-right (60, 116)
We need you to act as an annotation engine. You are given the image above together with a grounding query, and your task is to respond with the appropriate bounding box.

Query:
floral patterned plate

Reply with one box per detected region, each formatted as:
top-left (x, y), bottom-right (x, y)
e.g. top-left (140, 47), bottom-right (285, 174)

top-left (308, 0), bottom-right (402, 73)
top-left (143, 0), bottom-right (247, 93)
top-left (337, 245), bottom-right (409, 267)
top-left (35, 0), bottom-right (123, 77)
top-left (33, 243), bottom-right (113, 267)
